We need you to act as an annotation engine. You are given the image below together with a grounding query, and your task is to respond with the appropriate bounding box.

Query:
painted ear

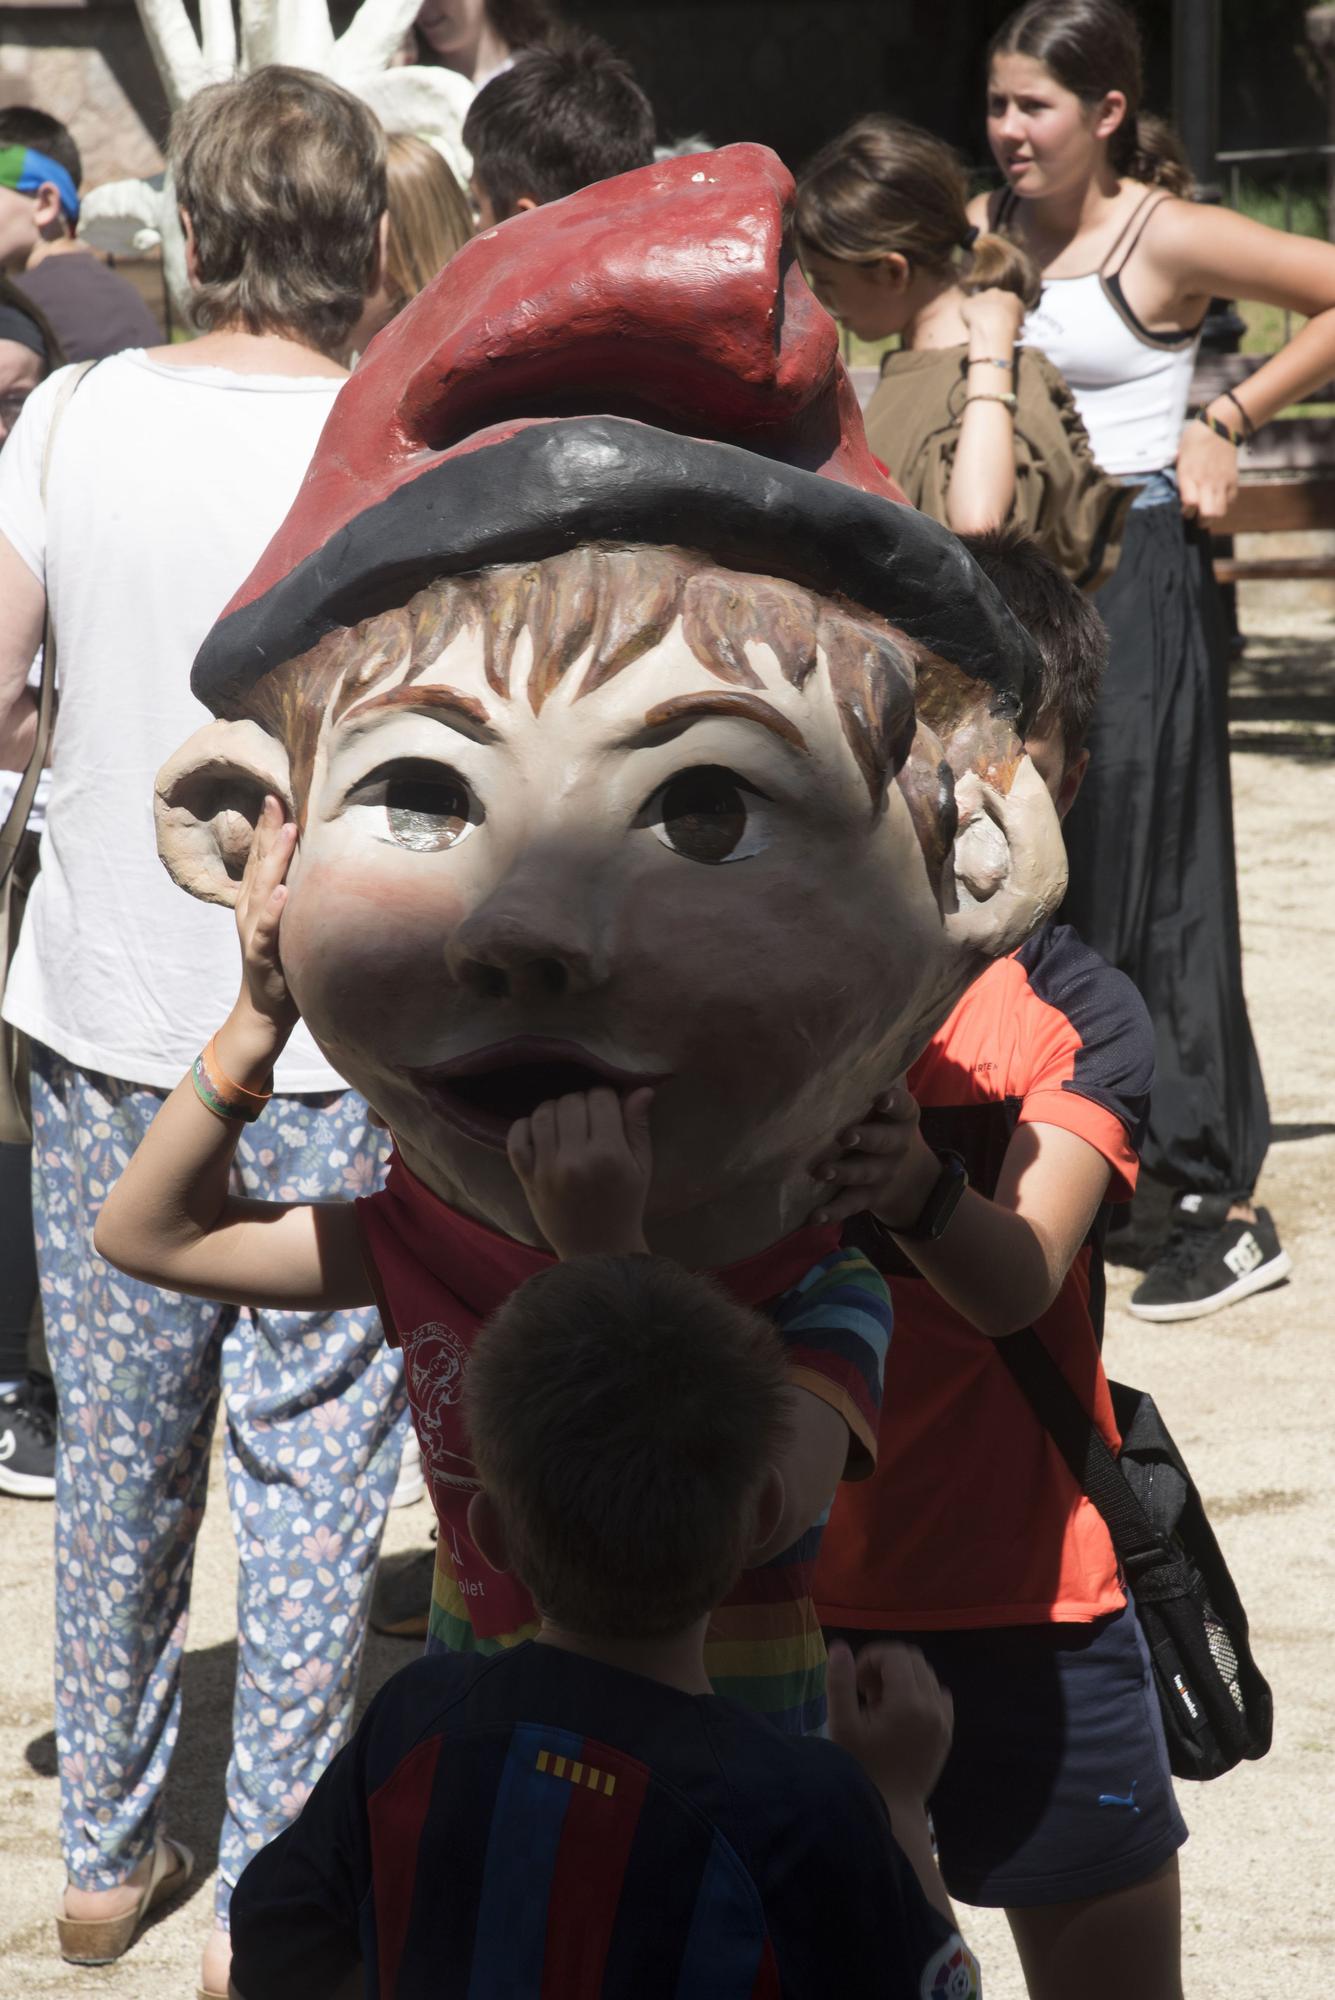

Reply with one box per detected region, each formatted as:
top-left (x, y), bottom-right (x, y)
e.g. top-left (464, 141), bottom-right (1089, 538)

top-left (154, 719), bottom-right (293, 908)
top-left (944, 755), bottom-right (1068, 958)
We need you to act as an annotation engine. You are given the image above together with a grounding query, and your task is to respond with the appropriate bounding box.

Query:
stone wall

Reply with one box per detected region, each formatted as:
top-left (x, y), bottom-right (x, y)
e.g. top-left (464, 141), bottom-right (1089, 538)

top-left (0, 2), bottom-right (168, 184)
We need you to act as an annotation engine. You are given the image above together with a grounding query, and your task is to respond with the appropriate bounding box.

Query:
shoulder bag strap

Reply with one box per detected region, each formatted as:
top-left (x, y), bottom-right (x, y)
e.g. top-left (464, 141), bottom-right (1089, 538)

top-left (0, 358), bottom-right (98, 890)
top-left (995, 1327), bottom-right (1184, 1591)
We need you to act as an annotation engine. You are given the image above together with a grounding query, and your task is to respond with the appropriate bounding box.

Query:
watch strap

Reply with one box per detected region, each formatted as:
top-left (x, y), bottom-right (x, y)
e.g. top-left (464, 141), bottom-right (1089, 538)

top-left (899, 1149), bottom-right (969, 1241)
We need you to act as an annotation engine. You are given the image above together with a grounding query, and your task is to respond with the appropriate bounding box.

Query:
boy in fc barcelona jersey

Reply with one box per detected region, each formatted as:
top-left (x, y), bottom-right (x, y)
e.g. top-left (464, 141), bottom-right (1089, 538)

top-left (228, 1243), bottom-right (978, 2000)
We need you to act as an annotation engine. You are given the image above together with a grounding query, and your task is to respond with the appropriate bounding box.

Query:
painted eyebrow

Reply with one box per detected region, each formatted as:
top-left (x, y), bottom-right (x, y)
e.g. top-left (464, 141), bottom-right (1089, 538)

top-left (337, 685), bottom-right (499, 742)
top-left (621, 692), bottom-right (809, 755)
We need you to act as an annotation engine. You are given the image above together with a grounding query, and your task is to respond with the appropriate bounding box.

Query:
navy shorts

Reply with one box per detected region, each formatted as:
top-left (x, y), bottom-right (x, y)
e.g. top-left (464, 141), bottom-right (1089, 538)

top-left (826, 1598), bottom-right (1188, 1909)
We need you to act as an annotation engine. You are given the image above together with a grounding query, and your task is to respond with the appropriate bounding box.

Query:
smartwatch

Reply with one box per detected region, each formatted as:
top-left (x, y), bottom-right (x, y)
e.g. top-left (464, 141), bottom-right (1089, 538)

top-left (897, 1149), bottom-right (969, 1241)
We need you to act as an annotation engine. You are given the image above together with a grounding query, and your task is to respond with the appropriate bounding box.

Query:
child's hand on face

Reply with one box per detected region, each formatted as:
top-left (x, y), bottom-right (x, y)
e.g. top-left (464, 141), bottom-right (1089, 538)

top-left (826, 1639), bottom-right (954, 1810)
top-left (508, 1086), bottom-right (654, 1259)
top-left (808, 1082), bottom-right (938, 1228)
top-left (223, 795), bottom-right (301, 1069)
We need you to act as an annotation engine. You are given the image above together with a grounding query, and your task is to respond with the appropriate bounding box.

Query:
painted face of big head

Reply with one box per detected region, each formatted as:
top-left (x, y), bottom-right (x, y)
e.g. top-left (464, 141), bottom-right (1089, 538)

top-left (157, 543), bottom-right (1064, 1263)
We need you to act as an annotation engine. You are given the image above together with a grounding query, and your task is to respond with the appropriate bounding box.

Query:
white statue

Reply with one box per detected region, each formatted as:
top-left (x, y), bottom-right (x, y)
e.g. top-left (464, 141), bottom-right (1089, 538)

top-left (78, 0), bottom-right (474, 319)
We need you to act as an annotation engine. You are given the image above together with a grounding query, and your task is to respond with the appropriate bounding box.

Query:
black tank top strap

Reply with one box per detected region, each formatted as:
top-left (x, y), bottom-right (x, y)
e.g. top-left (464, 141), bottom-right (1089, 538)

top-left (1100, 189), bottom-right (1172, 277)
top-left (1100, 190), bottom-right (1204, 348)
top-left (993, 186), bottom-right (1019, 233)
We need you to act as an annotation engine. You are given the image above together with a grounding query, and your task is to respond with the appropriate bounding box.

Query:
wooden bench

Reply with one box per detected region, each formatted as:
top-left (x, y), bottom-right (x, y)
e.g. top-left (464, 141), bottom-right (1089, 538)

top-left (1213, 482), bottom-right (1335, 583)
top-left (1191, 354), bottom-right (1335, 583)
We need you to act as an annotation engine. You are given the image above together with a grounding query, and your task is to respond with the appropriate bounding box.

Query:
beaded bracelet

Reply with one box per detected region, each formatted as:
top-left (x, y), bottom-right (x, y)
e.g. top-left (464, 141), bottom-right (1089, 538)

top-left (1221, 386), bottom-right (1257, 440)
top-left (191, 1036), bottom-right (273, 1125)
top-left (965, 390), bottom-right (1018, 412)
top-left (1191, 406), bottom-right (1244, 449)
top-left (967, 355), bottom-right (1015, 370)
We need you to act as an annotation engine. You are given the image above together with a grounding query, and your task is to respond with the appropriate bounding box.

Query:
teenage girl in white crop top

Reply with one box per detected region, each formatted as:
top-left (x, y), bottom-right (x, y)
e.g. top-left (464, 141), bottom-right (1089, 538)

top-left (973, 3), bottom-right (1335, 515)
top-left (974, 13), bottom-right (1317, 1269)
top-left (966, 3), bottom-right (1321, 1989)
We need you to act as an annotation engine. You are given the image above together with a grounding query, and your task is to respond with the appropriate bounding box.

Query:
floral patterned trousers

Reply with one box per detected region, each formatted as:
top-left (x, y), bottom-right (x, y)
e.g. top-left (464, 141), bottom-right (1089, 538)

top-left (29, 1044), bottom-right (407, 1921)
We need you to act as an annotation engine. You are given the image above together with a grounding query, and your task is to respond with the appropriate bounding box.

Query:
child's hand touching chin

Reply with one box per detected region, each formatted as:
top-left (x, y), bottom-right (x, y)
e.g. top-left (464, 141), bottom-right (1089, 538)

top-left (507, 1086), bottom-right (655, 1259)
top-left (808, 1081), bottom-right (939, 1228)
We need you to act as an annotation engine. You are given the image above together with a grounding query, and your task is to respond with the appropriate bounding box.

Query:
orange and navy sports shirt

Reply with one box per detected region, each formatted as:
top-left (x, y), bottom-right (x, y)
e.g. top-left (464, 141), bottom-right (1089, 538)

top-left (357, 1161), bottom-right (891, 1734)
top-left (229, 1642), bottom-right (979, 2000)
top-left (816, 922), bottom-right (1154, 1633)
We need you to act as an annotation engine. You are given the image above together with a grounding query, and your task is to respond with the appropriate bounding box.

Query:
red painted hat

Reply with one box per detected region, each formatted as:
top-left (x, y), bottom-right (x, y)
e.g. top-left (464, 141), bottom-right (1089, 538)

top-left (192, 143), bottom-right (1036, 717)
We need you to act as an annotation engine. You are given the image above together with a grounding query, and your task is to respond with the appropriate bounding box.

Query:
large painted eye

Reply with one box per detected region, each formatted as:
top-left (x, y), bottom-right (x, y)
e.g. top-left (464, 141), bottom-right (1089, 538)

top-left (643, 765), bottom-right (771, 865)
top-left (352, 761), bottom-right (482, 853)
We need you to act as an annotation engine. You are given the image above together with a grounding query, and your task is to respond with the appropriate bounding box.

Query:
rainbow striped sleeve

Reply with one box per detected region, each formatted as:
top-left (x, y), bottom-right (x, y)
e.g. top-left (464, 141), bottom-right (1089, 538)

top-left (772, 1247), bottom-right (891, 1476)
top-left (425, 1542), bottom-right (540, 1658)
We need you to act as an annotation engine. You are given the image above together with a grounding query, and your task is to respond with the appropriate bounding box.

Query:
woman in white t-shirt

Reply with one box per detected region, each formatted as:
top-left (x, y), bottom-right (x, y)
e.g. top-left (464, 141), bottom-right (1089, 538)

top-left (0, 70), bottom-right (408, 1999)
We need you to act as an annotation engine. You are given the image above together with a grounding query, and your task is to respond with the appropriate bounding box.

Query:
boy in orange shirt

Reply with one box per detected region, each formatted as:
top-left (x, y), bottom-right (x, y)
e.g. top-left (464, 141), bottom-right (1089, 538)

top-left (812, 531), bottom-right (1187, 2000)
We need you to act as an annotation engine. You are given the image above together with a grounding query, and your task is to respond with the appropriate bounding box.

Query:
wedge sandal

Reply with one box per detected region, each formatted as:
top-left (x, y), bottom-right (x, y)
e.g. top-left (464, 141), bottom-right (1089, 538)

top-left (56, 1833), bottom-right (194, 1964)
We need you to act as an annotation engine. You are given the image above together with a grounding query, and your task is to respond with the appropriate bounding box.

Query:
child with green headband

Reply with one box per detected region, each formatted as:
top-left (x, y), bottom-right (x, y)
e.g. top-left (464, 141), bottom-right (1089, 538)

top-left (0, 107), bottom-right (159, 362)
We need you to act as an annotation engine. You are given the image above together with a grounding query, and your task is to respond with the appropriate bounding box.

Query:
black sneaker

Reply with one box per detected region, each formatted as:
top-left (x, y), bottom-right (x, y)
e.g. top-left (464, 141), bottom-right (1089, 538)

top-left (1129, 1201), bottom-right (1291, 1322)
top-left (0, 1372), bottom-right (57, 1498)
top-left (371, 1537), bottom-right (436, 1640)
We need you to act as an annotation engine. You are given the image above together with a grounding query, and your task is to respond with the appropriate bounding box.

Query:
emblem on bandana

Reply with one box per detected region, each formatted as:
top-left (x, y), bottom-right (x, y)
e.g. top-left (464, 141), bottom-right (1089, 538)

top-left (400, 1320), bottom-right (478, 1494)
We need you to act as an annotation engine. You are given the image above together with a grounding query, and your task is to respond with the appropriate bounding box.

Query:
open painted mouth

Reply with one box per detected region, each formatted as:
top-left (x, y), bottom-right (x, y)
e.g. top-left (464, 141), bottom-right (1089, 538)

top-left (409, 1037), bottom-right (666, 1150)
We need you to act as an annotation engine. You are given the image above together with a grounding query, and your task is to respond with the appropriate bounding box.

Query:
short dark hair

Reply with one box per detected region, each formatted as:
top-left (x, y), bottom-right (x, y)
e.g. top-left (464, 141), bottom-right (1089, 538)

top-left (462, 33), bottom-right (656, 215)
top-left (168, 66), bottom-right (386, 359)
top-left (0, 107), bottom-right (81, 187)
top-left (960, 526), bottom-right (1107, 757)
top-left (463, 1255), bottom-right (789, 1640)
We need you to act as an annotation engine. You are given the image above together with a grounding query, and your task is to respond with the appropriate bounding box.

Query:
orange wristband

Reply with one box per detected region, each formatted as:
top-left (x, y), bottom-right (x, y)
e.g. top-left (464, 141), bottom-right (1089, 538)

top-left (205, 1034), bottom-right (273, 1106)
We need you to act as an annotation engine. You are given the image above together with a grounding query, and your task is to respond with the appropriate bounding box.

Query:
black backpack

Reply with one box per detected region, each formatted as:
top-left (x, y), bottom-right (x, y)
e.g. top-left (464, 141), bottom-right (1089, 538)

top-left (998, 1331), bottom-right (1273, 1782)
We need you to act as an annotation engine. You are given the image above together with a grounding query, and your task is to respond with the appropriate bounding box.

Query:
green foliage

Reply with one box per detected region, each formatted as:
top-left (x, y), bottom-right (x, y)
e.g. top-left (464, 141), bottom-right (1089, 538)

top-left (1230, 174), bottom-right (1327, 242)
top-left (1229, 174), bottom-right (1326, 358)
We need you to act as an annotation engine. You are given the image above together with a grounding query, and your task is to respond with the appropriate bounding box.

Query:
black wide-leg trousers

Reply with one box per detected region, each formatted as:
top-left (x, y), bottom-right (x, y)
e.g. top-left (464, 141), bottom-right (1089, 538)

top-left (1060, 490), bottom-right (1269, 1203)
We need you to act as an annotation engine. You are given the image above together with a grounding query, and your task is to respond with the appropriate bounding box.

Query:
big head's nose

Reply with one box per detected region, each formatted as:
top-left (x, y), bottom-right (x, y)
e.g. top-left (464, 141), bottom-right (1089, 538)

top-left (444, 869), bottom-right (606, 1003)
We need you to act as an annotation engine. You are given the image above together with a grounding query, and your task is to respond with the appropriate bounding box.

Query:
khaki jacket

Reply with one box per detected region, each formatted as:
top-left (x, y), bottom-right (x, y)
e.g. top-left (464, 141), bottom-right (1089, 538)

top-left (864, 344), bottom-right (1130, 591)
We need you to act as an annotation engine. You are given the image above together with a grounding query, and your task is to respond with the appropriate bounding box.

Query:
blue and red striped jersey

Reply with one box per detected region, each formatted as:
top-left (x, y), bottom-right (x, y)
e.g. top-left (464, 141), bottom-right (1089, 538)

top-left (230, 1643), bottom-right (975, 2000)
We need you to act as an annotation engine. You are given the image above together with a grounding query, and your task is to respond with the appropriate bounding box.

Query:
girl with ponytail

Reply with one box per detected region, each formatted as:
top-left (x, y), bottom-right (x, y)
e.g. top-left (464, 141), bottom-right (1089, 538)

top-left (978, 0), bottom-right (1328, 1326)
top-left (796, 114), bottom-right (1128, 585)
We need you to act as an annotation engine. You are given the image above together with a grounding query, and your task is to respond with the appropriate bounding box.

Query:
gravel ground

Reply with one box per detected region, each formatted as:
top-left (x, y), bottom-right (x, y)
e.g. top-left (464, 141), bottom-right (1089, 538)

top-left (2, 589), bottom-right (1331, 1997)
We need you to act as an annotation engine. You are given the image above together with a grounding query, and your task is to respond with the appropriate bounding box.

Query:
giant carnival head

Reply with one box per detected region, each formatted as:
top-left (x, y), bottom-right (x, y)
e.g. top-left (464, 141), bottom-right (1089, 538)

top-left (156, 145), bottom-right (1066, 1259)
